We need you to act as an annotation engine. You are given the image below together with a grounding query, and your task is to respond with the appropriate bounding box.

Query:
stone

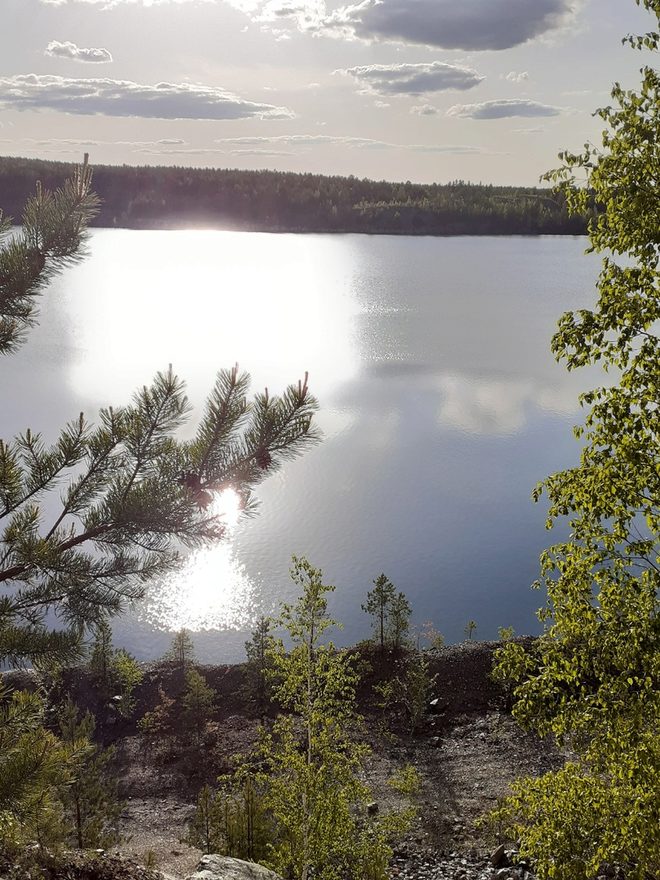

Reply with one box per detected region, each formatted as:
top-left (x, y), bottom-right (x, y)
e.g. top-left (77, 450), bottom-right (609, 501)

top-left (490, 844), bottom-right (508, 868)
top-left (367, 801), bottom-right (379, 816)
top-left (186, 855), bottom-right (283, 880)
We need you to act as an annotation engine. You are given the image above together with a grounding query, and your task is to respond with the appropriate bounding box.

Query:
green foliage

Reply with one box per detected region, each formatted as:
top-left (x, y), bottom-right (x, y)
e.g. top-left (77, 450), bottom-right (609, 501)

top-left (387, 591), bottom-right (412, 652)
top-left (362, 574), bottom-right (396, 653)
top-left (0, 164), bottom-right (319, 670)
top-left (0, 155), bottom-right (99, 356)
top-left (182, 667), bottom-right (216, 740)
top-left (187, 776), bottom-right (272, 861)
top-left (137, 684), bottom-right (175, 754)
top-left (464, 620), bottom-right (477, 641)
top-left (244, 615), bottom-right (277, 714)
top-left (420, 620), bottom-right (445, 650)
top-left (0, 687), bottom-right (74, 854)
top-left (493, 4), bottom-right (660, 878)
top-left (375, 650), bottom-right (436, 736)
top-left (88, 620), bottom-right (143, 717)
top-left (57, 696), bottom-right (121, 850)
top-left (112, 649), bottom-right (143, 717)
top-left (165, 628), bottom-right (196, 673)
top-left (255, 556), bottom-right (397, 880)
top-left (497, 626), bottom-right (515, 642)
top-left (362, 575), bottom-right (412, 653)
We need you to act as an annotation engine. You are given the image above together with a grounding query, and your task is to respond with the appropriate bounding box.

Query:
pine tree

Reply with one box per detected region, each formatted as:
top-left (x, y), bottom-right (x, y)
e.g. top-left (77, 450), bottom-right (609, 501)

top-left (89, 619), bottom-right (114, 694)
top-left (137, 684), bottom-right (175, 756)
top-left (244, 615), bottom-right (277, 715)
top-left (0, 160), bottom-right (319, 669)
top-left (57, 696), bottom-right (121, 849)
top-left (387, 591), bottom-right (411, 653)
top-left (182, 667), bottom-right (216, 740)
top-left (187, 783), bottom-right (220, 854)
top-left (88, 620), bottom-right (143, 717)
top-left (362, 574), bottom-right (396, 653)
top-left (165, 628), bottom-right (196, 674)
top-left (0, 687), bottom-right (74, 853)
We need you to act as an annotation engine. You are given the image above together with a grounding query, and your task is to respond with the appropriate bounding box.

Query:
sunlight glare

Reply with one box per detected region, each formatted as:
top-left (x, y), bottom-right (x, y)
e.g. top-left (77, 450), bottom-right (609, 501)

top-left (140, 487), bottom-right (253, 632)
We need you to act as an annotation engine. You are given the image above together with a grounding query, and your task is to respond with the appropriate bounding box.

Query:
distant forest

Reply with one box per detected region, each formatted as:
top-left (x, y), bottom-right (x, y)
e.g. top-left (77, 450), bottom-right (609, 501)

top-left (0, 155), bottom-right (588, 236)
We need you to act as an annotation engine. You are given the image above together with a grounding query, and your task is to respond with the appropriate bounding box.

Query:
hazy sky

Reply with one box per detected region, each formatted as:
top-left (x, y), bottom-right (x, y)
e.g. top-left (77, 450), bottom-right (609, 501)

top-left (0, 0), bottom-right (654, 184)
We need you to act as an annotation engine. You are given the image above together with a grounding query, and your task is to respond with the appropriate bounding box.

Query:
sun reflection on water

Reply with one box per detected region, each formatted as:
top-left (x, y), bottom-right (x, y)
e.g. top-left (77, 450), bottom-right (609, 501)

top-left (140, 488), bottom-right (256, 632)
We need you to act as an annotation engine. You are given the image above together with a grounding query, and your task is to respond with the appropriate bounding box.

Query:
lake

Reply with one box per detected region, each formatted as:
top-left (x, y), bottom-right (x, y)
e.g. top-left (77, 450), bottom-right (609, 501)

top-left (1, 230), bottom-right (602, 662)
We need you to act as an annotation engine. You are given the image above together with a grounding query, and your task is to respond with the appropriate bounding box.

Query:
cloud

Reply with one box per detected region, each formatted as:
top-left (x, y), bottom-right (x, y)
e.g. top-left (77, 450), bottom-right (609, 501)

top-left (212, 134), bottom-right (482, 153)
top-left (0, 75), bottom-right (293, 120)
top-left (447, 98), bottom-right (564, 119)
top-left (335, 61), bottom-right (484, 96)
top-left (410, 104), bottom-right (438, 116)
top-left (326, 0), bottom-right (582, 50)
top-left (230, 148), bottom-right (296, 156)
top-left (504, 70), bottom-right (529, 83)
top-left (45, 40), bottom-right (113, 63)
top-left (40, 0), bottom-right (582, 52)
top-left (437, 374), bottom-right (579, 435)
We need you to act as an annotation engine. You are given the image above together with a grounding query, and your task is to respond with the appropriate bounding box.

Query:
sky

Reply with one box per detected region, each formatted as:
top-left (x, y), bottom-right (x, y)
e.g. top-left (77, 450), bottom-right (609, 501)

top-left (0, 0), bottom-right (654, 185)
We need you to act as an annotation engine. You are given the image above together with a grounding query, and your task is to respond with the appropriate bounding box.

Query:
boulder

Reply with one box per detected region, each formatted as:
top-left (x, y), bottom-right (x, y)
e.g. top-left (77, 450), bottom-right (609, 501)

top-left (186, 855), bottom-right (283, 880)
top-left (490, 844), bottom-right (508, 868)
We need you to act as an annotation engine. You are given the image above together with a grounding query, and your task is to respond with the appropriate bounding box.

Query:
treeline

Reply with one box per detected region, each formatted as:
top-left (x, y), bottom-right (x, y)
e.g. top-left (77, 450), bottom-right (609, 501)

top-left (0, 155), bottom-right (587, 236)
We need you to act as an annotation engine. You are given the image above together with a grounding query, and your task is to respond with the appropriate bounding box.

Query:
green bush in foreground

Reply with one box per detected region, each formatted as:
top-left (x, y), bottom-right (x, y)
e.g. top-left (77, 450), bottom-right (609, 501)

top-left (493, 3), bottom-right (660, 878)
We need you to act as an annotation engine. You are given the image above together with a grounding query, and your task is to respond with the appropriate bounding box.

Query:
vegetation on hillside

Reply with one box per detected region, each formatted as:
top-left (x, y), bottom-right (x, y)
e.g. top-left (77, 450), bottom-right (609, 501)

top-left (0, 156), bottom-right (587, 236)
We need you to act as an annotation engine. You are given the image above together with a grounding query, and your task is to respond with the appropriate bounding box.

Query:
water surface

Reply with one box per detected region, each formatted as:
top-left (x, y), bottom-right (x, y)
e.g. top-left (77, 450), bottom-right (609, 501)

top-left (0, 231), bottom-right (601, 661)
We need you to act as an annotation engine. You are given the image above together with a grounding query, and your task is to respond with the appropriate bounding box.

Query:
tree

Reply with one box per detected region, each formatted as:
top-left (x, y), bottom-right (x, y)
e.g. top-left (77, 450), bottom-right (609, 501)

top-left (0, 161), bottom-right (319, 669)
top-left (88, 619), bottom-right (143, 717)
top-left (182, 667), bottom-right (216, 740)
top-left (89, 619), bottom-right (114, 691)
top-left (0, 687), bottom-right (74, 854)
top-left (420, 620), bottom-right (445, 650)
top-left (362, 573), bottom-right (396, 653)
top-left (57, 696), bottom-right (121, 849)
top-left (137, 684), bottom-right (175, 756)
top-left (493, 4), bottom-right (660, 878)
top-left (187, 775), bottom-right (272, 861)
top-left (387, 590), bottom-right (411, 652)
top-left (375, 650), bottom-right (436, 736)
top-left (464, 620), bottom-right (477, 641)
top-left (255, 556), bottom-right (392, 880)
top-left (244, 615), bottom-right (277, 715)
top-left (165, 628), bottom-right (196, 673)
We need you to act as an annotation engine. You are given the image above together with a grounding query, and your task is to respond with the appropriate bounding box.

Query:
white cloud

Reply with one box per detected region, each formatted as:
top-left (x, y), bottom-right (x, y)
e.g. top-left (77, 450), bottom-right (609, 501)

top-left (0, 75), bottom-right (293, 120)
top-left (40, 0), bottom-right (583, 51)
top-left (325, 0), bottom-right (582, 50)
top-left (212, 134), bottom-right (482, 153)
top-left (45, 40), bottom-right (113, 63)
top-left (447, 98), bottom-right (564, 119)
top-left (504, 70), bottom-right (529, 83)
top-left (410, 104), bottom-right (438, 116)
top-left (335, 61), bottom-right (484, 96)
